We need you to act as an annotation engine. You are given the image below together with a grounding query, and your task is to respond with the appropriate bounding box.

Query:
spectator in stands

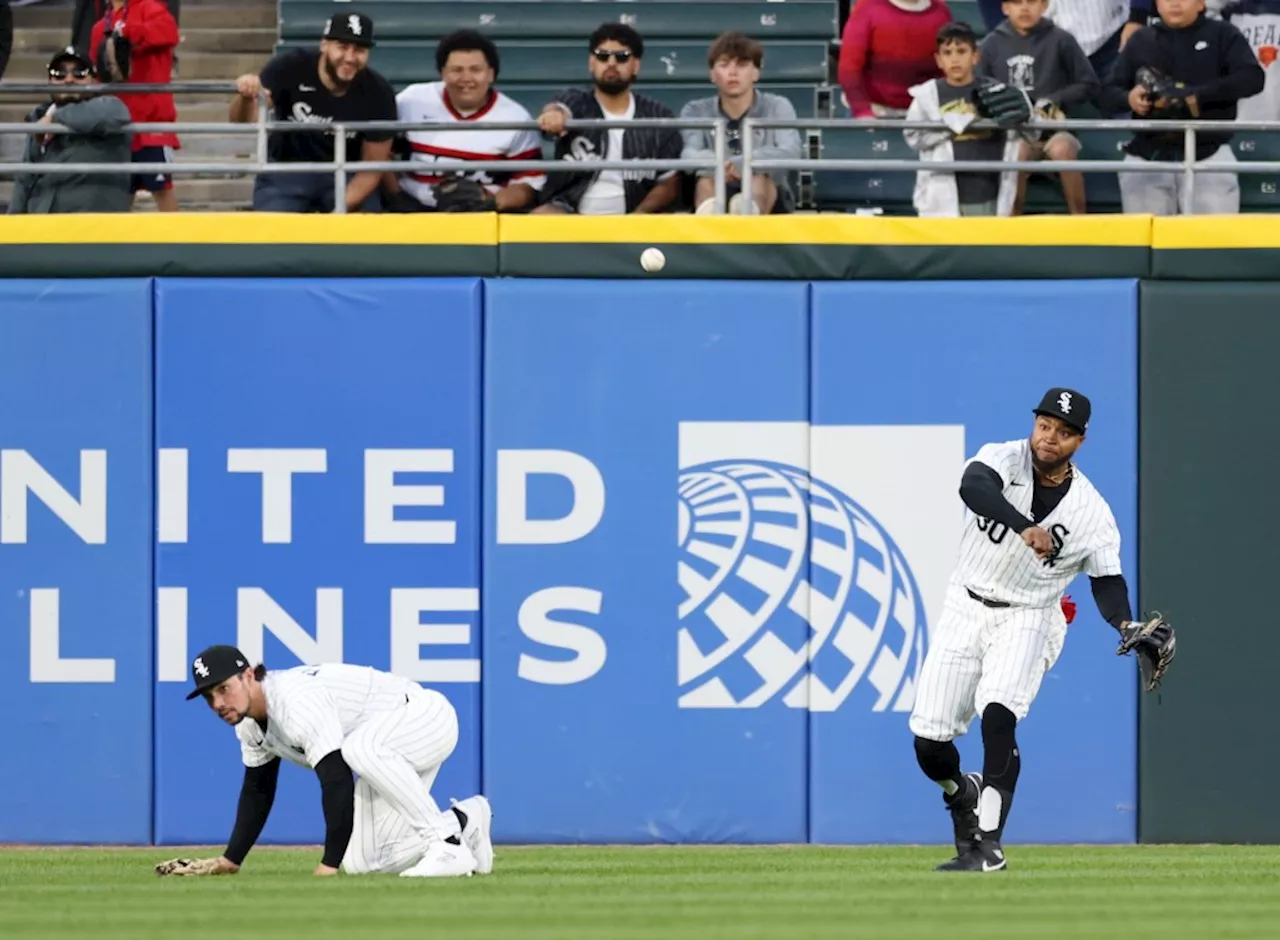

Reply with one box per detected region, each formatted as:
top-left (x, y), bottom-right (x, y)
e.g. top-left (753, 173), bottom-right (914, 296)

top-left (838, 0), bottom-right (954, 118)
top-left (384, 30), bottom-right (545, 212)
top-left (1099, 0), bottom-right (1263, 214)
top-left (680, 31), bottom-right (803, 213)
top-left (9, 47), bottom-right (132, 214)
top-left (230, 12), bottom-right (397, 213)
top-left (905, 22), bottom-right (1037, 215)
top-left (0, 0), bottom-right (12, 82)
top-left (72, 0), bottom-right (179, 66)
top-left (1223, 0), bottom-right (1280, 122)
top-left (1037, 0), bottom-right (1154, 80)
top-left (977, 0), bottom-right (1098, 213)
top-left (534, 23), bottom-right (683, 214)
top-left (90, 0), bottom-right (181, 211)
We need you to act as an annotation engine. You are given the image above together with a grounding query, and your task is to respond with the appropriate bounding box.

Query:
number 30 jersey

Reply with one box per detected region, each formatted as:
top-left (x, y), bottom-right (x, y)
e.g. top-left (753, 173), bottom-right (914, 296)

top-left (951, 438), bottom-right (1123, 608)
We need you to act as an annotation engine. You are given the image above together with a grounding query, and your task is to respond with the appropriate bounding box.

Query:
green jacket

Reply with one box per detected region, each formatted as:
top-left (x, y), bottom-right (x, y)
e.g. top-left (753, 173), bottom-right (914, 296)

top-left (9, 95), bottom-right (133, 214)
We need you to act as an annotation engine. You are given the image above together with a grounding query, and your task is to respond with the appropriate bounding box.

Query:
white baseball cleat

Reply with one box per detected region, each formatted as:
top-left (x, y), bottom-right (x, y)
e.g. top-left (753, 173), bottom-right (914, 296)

top-left (398, 839), bottom-right (477, 878)
top-left (451, 795), bottom-right (494, 875)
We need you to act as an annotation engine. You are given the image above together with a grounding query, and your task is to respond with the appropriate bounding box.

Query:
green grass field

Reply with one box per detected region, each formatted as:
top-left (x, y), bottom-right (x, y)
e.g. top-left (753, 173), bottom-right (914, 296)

top-left (1, 845), bottom-right (1278, 939)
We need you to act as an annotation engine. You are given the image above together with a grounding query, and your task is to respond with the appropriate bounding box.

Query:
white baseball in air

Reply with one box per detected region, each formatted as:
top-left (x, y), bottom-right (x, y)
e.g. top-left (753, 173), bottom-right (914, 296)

top-left (640, 247), bottom-right (666, 272)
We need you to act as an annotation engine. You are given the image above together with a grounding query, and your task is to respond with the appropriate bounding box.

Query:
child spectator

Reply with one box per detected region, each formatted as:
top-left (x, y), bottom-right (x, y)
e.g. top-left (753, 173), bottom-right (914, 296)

top-left (978, 0), bottom-right (1098, 213)
top-left (838, 0), bottom-right (954, 117)
top-left (905, 22), bottom-right (1038, 215)
top-left (90, 0), bottom-right (181, 211)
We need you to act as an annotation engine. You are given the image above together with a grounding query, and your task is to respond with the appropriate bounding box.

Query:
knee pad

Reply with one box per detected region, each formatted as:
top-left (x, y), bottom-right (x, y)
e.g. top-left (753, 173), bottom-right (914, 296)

top-left (913, 735), bottom-right (960, 781)
top-left (981, 702), bottom-right (1017, 740)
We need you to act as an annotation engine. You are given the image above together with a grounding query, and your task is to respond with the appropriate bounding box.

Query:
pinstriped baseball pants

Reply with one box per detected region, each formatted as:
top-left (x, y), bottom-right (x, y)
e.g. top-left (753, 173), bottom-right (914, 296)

top-left (339, 687), bottom-right (462, 875)
top-left (908, 583), bottom-right (1067, 742)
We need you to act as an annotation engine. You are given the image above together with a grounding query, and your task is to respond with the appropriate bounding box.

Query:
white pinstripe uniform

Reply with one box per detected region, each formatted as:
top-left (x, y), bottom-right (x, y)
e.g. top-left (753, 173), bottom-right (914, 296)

top-left (908, 438), bottom-right (1122, 740)
top-left (236, 663), bottom-right (461, 875)
top-left (1044, 0), bottom-right (1130, 57)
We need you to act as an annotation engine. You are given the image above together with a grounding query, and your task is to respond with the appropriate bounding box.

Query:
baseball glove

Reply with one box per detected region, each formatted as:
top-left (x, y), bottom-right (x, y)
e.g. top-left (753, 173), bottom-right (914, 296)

top-left (154, 857), bottom-right (230, 877)
top-left (973, 81), bottom-right (1033, 129)
top-left (1136, 66), bottom-right (1199, 117)
top-left (1116, 613), bottom-right (1177, 693)
top-left (432, 177), bottom-right (497, 213)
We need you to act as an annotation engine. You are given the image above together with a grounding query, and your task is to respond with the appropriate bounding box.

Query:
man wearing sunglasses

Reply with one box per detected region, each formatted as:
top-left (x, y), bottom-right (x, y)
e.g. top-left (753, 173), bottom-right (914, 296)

top-left (8, 47), bottom-right (132, 214)
top-left (534, 23), bottom-right (683, 214)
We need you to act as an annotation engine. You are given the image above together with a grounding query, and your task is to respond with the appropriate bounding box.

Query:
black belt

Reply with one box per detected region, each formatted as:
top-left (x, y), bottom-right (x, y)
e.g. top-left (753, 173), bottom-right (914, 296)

top-left (967, 588), bottom-right (1011, 609)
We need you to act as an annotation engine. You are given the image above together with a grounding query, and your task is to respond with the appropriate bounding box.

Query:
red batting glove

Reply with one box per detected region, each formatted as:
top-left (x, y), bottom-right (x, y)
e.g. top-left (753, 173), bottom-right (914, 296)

top-left (1061, 595), bottom-right (1077, 624)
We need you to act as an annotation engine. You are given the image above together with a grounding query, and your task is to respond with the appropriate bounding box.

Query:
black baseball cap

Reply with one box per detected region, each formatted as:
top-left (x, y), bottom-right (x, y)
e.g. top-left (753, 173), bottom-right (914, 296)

top-left (323, 11), bottom-right (376, 47)
top-left (49, 46), bottom-right (95, 74)
top-left (1033, 387), bottom-right (1091, 434)
top-left (185, 644), bottom-right (251, 700)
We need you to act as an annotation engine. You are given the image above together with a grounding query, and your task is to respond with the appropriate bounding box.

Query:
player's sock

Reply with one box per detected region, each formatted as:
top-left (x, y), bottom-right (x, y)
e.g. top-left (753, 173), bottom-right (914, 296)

top-left (978, 703), bottom-right (1021, 840)
top-left (913, 735), bottom-right (964, 795)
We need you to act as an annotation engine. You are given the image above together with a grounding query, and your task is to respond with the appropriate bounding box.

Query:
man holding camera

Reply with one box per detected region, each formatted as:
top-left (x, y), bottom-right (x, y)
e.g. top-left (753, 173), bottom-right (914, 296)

top-left (1101, 0), bottom-right (1263, 214)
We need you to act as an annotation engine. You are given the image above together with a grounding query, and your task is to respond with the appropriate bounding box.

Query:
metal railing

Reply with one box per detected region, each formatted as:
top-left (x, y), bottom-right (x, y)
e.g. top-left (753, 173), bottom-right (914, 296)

top-left (0, 80), bottom-right (1275, 213)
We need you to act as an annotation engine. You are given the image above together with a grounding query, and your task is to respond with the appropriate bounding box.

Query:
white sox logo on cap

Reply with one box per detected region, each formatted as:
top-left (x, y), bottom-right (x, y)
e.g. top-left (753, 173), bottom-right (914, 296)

top-left (193, 657), bottom-right (210, 678)
top-left (1058, 391), bottom-right (1073, 413)
top-left (348, 14), bottom-right (362, 35)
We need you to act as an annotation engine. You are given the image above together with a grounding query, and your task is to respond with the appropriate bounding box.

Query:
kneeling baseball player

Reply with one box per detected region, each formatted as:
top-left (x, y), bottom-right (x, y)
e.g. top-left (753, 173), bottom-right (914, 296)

top-left (155, 646), bottom-right (493, 879)
top-left (909, 389), bottom-right (1176, 872)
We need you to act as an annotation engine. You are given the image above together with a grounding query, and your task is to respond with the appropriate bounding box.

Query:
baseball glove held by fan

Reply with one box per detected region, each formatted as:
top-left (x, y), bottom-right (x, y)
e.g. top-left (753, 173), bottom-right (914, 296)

top-left (1116, 612), bottom-right (1177, 692)
top-left (1136, 66), bottom-right (1199, 117)
top-left (432, 177), bottom-right (496, 212)
top-left (973, 81), bottom-right (1034, 129)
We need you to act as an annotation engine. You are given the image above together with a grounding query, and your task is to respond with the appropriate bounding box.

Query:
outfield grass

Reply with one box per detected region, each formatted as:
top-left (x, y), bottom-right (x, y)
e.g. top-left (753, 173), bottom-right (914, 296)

top-left (1, 845), bottom-right (1277, 939)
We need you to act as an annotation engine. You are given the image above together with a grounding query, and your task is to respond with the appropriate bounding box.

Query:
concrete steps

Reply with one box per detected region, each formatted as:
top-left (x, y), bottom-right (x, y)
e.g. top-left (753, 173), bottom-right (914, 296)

top-left (12, 3), bottom-right (277, 30)
top-left (12, 27), bottom-right (277, 54)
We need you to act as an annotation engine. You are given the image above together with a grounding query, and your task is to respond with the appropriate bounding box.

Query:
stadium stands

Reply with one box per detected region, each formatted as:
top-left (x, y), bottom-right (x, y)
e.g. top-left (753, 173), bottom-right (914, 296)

top-left (273, 0), bottom-right (1276, 215)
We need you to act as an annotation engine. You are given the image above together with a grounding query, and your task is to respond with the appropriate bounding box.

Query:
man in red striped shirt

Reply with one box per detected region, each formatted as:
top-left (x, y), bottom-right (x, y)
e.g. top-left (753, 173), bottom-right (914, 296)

top-left (386, 31), bottom-right (545, 212)
top-left (838, 0), bottom-right (955, 117)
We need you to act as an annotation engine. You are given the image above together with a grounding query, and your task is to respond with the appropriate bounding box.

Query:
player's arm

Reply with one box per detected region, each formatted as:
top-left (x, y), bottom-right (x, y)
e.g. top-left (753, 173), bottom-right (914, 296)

top-left (959, 462), bottom-right (1033, 532)
top-left (284, 684), bottom-right (353, 874)
top-left (313, 750), bottom-right (356, 874)
top-left (1089, 575), bottom-right (1134, 632)
top-left (222, 756), bottom-right (282, 870)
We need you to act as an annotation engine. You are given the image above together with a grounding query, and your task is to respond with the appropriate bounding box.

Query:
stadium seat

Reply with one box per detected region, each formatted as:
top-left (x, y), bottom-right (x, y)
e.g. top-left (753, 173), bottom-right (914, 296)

top-left (811, 126), bottom-right (916, 212)
top-left (279, 0), bottom-right (840, 43)
top-left (499, 83), bottom-right (826, 119)
top-left (278, 39), bottom-right (831, 84)
top-left (947, 0), bottom-right (987, 36)
top-left (1230, 131), bottom-right (1280, 211)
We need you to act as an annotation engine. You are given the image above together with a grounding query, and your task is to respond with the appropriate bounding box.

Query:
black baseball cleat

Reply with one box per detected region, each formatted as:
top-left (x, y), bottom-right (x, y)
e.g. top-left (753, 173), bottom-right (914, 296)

top-left (943, 772), bottom-right (983, 858)
top-left (936, 838), bottom-right (1008, 873)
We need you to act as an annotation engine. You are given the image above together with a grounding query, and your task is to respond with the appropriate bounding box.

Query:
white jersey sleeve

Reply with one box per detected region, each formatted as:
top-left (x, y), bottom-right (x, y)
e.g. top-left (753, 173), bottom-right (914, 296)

top-left (965, 440), bottom-right (1025, 487)
top-left (272, 674), bottom-right (347, 767)
top-left (236, 720), bottom-right (276, 768)
top-left (1082, 500), bottom-right (1123, 577)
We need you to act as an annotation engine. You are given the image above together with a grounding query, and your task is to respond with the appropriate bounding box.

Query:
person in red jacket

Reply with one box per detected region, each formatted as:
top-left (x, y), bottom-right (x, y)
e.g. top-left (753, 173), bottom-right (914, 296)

top-left (838, 0), bottom-right (954, 117)
top-left (90, 0), bottom-right (180, 210)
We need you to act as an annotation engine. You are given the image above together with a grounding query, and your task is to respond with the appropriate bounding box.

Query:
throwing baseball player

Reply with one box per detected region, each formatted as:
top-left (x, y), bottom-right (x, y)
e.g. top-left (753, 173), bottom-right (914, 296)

top-left (909, 388), bottom-right (1176, 873)
top-left (154, 645), bottom-right (494, 879)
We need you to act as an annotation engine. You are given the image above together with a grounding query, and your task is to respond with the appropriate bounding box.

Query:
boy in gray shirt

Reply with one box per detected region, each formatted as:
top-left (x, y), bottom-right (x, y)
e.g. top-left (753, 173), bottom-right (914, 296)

top-left (977, 0), bottom-right (1098, 213)
top-left (679, 31), bottom-right (802, 213)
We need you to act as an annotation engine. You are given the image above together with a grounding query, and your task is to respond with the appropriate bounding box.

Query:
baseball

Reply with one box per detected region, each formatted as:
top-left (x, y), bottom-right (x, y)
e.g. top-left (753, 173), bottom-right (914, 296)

top-left (640, 247), bottom-right (666, 273)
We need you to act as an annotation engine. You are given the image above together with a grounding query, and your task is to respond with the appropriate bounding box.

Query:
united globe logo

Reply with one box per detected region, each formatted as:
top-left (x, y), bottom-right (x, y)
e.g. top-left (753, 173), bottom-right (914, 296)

top-left (677, 460), bottom-right (927, 712)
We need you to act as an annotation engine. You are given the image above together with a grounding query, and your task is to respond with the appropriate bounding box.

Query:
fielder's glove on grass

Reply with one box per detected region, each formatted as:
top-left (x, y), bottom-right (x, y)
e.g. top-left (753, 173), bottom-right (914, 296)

top-left (154, 857), bottom-right (230, 876)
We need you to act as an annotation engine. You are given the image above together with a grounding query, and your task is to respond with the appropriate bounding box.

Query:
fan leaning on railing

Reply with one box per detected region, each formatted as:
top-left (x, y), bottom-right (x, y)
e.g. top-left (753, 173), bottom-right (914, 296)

top-left (0, 78), bottom-right (1278, 213)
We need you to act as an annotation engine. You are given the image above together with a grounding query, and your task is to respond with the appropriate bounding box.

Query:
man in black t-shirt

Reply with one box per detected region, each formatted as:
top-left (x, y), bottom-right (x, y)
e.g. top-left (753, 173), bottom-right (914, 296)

top-left (230, 12), bottom-right (397, 212)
